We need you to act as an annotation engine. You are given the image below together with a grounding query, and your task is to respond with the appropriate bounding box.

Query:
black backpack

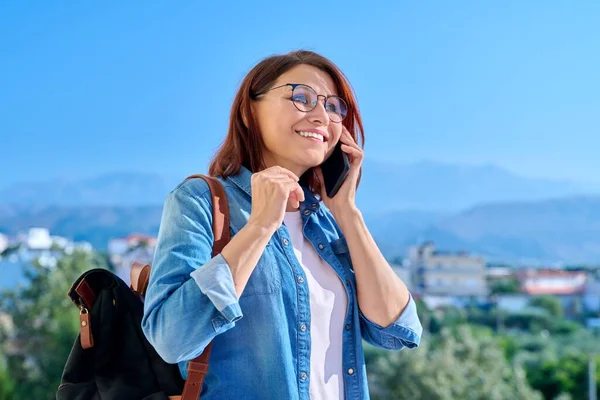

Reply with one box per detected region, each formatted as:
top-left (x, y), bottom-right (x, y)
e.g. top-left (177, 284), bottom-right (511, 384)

top-left (56, 175), bottom-right (230, 400)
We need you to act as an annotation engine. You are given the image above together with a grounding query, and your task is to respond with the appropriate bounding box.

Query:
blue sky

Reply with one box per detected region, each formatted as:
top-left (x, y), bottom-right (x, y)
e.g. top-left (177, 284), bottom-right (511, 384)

top-left (1, 1), bottom-right (598, 188)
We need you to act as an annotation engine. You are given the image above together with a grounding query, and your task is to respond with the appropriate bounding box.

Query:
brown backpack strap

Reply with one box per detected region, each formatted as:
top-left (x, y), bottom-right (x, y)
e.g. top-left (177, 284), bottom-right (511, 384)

top-left (129, 175), bottom-right (230, 300)
top-left (180, 174), bottom-right (230, 400)
top-left (130, 262), bottom-right (151, 296)
top-left (185, 174), bottom-right (231, 257)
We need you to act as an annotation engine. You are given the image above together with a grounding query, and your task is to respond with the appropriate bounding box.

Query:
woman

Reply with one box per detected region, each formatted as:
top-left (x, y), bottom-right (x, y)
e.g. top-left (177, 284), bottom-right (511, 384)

top-left (142, 50), bottom-right (422, 400)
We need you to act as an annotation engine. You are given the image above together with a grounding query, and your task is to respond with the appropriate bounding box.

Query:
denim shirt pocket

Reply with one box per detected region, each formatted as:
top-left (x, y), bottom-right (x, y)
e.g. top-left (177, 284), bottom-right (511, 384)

top-left (329, 236), bottom-right (354, 273)
top-left (229, 225), bottom-right (282, 297)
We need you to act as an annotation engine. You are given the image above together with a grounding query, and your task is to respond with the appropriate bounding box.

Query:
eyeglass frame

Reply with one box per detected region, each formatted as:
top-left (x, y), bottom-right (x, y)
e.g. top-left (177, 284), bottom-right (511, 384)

top-left (251, 83), bottom-right (348, 123)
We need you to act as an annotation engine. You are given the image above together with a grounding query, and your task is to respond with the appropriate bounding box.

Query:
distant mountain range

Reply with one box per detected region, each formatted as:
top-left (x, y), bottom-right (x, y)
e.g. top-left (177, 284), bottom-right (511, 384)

top-left (366, 196), bottom-right (600, 264)
top-left (0, 172), bottom-right (177, 207)
top-left (1, 160), bottom-right (597, 211)
top-left (1, 161), bottom-right (599, 263)
top-left (0, 204), bottom-right (163, 251)
top-left (357, 160), bottom-right (597, 212)
top-left (1, 197), bottom-right (599, 264)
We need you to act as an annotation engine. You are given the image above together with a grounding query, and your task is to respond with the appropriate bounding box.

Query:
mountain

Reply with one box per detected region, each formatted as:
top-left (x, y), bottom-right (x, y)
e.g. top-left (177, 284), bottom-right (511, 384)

top-left (0, 204), bottom-right (163, 249)
top-left (362, 209), bottom-right (447, 257)
top-left (1, 195), bottom-right (599, 263)
top-left (1, 161), bottom-right (597, 212)
top-left (0, 172), bottom-right (178, 206)
top-left (356, 160), bottom-right (596, 212)
top-left (369, 196), bottom-right (600, 264)
top-left (1, 163), bottom-right (599, 263)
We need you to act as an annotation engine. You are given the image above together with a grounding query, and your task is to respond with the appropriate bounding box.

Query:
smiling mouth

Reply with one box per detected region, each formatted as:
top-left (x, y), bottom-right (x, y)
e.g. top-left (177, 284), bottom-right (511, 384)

top-left (296, 131), bottom-right (326, 142)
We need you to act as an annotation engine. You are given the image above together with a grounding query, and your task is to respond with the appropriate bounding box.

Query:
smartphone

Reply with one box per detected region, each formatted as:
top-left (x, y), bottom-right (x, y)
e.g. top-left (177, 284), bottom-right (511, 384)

top-left (320, 142), bottom-right (350, 198)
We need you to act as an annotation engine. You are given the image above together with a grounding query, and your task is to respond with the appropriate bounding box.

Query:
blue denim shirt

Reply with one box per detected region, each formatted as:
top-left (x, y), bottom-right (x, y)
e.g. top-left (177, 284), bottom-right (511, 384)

top-left (142, 166), bottom-right (422, 400)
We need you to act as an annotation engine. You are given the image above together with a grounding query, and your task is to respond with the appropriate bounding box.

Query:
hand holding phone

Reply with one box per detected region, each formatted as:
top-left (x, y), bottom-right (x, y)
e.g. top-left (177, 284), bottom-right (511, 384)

top-left (320, 142), bottom-right (350, 198)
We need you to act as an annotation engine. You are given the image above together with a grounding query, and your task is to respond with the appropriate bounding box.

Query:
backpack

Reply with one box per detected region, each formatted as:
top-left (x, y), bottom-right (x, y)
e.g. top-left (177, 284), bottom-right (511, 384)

top-left (57, 175), bottom-right (230, 400)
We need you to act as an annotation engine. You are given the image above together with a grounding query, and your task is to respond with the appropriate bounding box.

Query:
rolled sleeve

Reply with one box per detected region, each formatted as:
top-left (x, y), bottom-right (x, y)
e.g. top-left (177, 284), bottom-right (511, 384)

top-left (359, 293), bottom-right (423, 350)
top-left (191, 253), bottom-right (242, 323)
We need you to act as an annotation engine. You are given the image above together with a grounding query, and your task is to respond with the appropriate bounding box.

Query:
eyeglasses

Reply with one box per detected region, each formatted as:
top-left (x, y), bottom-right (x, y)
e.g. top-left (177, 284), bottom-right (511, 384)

top-left (253, 83), bottom-right (348, 123)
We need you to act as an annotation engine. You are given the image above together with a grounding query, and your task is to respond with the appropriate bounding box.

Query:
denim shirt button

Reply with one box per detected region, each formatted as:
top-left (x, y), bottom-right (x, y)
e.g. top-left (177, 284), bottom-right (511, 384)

top-left (283, 238), bottom-right (289, 245)
top-left (318, 244), bottom-right (324, 250)
top-left (348, 368), bottom-right (355, 375)
top-left (301, 372), bottom-right (307, 380)
top-left (297, 276), bottom-right (304, 283)
top-left (303, 209), bottom-right (311, 215)
top-left (300, 323), bottom-right (307, 332)
top-left (345, 324), bottom-right (351, 330)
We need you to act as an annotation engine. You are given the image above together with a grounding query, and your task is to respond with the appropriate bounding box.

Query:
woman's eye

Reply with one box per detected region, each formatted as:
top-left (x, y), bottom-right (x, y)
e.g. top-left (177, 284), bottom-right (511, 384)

top-left (292, 94), bottom-right (309, 104)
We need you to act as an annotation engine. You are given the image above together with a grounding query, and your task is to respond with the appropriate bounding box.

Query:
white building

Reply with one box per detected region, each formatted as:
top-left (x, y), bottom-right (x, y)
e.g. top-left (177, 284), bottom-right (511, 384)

top-left (25, 228), bottom-right (53, 250)
top-left (583, 272), bottom-right (600, 313)
top-left (0, 233), bottom-right (7, 254)
top-left (519, 269), bottom-right (587, 295)
top-left (108, 238), bottom-right (129, 257)
top-left (486, 266), bottom-right (514, 280)
top-left (109, 234), bottom-right (157, 285)
top-left (407, 242), bottom-right (488, 297)
top-left (0, 229), bottom-right (93, 290)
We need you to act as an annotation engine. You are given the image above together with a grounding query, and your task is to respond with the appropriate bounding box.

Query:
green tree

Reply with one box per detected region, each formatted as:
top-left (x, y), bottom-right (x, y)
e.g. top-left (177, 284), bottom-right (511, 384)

top-left (489, 278), bottom-right (521, 295)
top-left (366, 325), bottom-right (543, 400)
top-left (497, 328), bottom-right (600, 400)
top-left (525, 352), bottom-right (599, 400)
top-left (0, 355), bottom-right (15, 400)
top-left (0, 250), bottom-right (108, 399)
top-left (504, 309), bottom-right (554, 333)
top-left (529, 296), bottom-right (563, 318)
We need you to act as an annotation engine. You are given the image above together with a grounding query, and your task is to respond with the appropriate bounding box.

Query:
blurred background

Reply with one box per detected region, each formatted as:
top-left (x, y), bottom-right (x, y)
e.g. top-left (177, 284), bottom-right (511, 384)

top-left (0, 1), bottom-right (599, 399)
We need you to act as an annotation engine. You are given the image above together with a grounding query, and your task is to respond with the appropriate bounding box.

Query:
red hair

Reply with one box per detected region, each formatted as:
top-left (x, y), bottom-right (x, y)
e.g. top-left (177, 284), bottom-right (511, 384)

top-left (208, 50), bottom-right (364, 195)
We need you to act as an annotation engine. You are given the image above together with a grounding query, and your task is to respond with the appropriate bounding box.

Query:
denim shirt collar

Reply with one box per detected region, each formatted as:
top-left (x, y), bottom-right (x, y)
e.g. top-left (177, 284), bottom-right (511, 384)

top-left (225, 165), bottom-right (321, 213)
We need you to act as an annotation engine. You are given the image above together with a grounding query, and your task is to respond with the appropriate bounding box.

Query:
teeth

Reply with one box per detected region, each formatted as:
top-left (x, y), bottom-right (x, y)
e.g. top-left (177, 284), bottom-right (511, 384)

top-left (297, 131), bottom-right (324, 142)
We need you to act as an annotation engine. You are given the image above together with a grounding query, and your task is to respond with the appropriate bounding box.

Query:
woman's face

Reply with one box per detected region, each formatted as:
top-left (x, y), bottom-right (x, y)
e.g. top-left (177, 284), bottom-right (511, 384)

top-left (253, 64), bottom-right (344, 177)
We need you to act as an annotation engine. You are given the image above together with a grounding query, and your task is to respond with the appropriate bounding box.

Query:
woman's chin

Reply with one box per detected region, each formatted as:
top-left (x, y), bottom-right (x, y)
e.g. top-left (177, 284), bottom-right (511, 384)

top-left (298, 156), bottom-right (326, 171)
top-left (301, 149), bottom-right (327, 164)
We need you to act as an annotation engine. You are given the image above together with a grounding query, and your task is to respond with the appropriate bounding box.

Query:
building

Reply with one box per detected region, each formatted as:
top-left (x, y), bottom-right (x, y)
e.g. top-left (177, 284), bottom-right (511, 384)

top-left (486, 265), bottom-right (515, 281)
top-left (494, 269), bottom-right (590, 318)
top-left (407, 242), bottom-right (488, 297)
top-left (109, 234), bottom-right (157, 256)
top-left (0, 233), bottom-right (7, 254)
top-left (24, 228), bottom-right (53, 250)
top-left (108, 234), bottom-right (157, 285)
top-left (583, 271), bottom-right (600, 313)
top-left (519, 269), bottom-right (587, 295)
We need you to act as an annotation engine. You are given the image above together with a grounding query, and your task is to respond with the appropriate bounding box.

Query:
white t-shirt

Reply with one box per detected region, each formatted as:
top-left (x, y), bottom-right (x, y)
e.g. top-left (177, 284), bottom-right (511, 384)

top-left (283, 211), bottom-right (349, 400)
